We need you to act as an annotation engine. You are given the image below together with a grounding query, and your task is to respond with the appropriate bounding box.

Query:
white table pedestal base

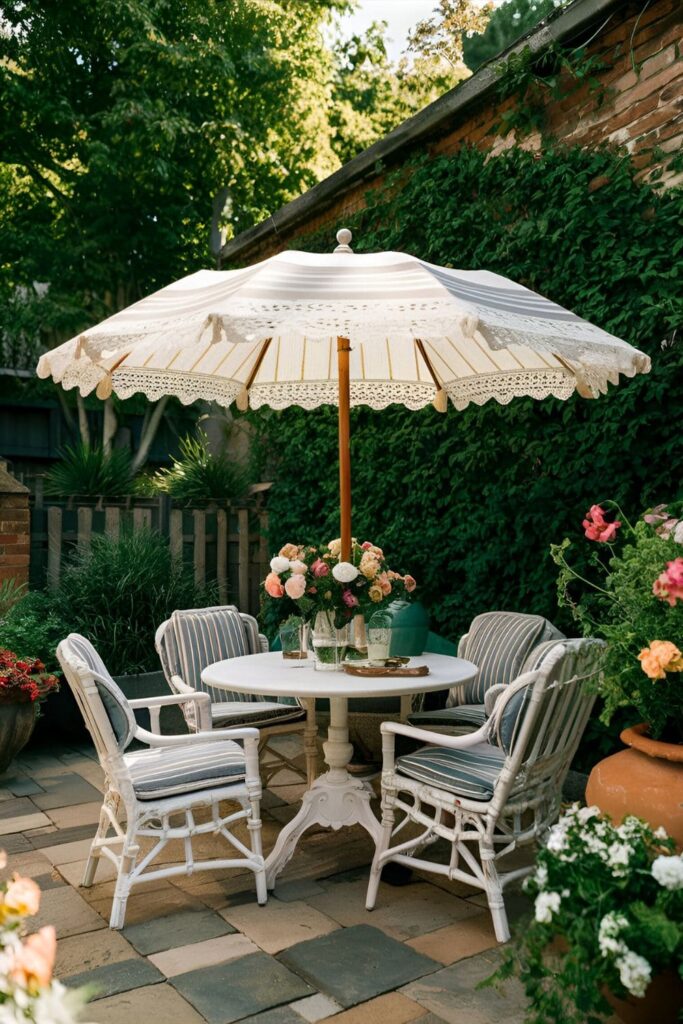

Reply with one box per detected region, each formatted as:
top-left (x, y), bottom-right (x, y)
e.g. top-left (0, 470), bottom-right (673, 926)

top-left (265, 695), bottom-right (383, 888)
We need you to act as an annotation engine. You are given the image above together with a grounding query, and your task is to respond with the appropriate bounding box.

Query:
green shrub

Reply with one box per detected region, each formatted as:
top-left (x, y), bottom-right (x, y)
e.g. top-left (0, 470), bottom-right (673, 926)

top-left (45, 443), bottom-right (135, 497)
top-left (52, 528), bottom-right (216, 674)
top-left (0, 577), bottom-right (27, 618)
top-left (0, 591), bottom-right (70, 674)
top-left (153, 430), bottom-right (249, 505)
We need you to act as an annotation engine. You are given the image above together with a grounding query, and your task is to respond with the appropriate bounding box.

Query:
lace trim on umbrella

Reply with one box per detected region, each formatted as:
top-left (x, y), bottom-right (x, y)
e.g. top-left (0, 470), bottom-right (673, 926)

top-left (249, 381), bottom-right (437, 411)
top-left (445, 369), bottom-right (576, 410)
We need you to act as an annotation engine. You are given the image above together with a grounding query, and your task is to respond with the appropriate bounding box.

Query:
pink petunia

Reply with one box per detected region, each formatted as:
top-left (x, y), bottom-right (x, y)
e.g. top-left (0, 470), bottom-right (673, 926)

top-left (582, 504), bottom-right (621, 542)
top-left (653, 557), bottom-right (683, 607)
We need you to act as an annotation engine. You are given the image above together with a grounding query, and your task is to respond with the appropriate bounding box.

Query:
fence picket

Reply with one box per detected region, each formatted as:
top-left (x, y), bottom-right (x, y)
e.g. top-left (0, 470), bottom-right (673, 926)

top-left (133, 507), bottom-right (152, 532)
top-left (47, 506), bottom-right (62, 590)
top-left (193, 510), bottom-right (206, 588)
top-left (216, 509), bottom-right (228, 604)
top-left (77, 506), bottom-right (92, 553)
top-left (169, 509), bottom-right (183, 562)
top-left (104, 506), bottom-right (120, 540)
top-left (238, 508), bottom-right (249, 612)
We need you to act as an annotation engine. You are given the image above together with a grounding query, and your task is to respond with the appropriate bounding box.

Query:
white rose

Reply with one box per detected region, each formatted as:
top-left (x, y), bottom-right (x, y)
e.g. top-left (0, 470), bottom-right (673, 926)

top-left (534, 891), bottom-right (561, 923)
top-left (651, 853), bottom-right (683, 890)
top-left (674, 520), bottom-right (683, 544)
top-left (332, 561), bottom-right (359, 584)
top-left (289, 560), bottom-right (308, 574)
top-left (270, 556), bottom-right (290, 574)
top-left (616, 950), bottom-right (651, 998)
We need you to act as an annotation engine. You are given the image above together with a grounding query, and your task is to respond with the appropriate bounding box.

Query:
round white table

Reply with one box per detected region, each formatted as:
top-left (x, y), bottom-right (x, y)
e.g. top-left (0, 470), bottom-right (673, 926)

top-left (202, 651), bottom-right (477, 887)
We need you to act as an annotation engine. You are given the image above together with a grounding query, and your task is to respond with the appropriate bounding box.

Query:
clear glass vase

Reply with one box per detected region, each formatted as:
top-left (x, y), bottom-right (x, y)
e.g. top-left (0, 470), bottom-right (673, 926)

top-left (309, 611), bottom-right (350, 671)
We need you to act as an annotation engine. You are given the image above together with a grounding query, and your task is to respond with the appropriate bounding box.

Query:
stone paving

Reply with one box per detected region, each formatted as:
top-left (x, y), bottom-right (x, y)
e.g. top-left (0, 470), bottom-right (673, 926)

top-left (1, 736), bottom-right (535, 1024)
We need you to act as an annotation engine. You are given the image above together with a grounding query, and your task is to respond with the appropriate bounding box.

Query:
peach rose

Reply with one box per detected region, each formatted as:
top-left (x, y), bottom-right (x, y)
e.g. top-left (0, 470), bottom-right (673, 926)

top-left (264, 572), bottom-right (285, 598)
top-left (284, 574), bottom-right (307, 600)
top-left (279, 543), bottom-right (300, 560)
top-left (377, 572), bottom-right (392, 597)
top-left (368, 584), bottom-right (384, 603)
top-left (638, 640), bottom-right (683, 680)
top-left (10, 926), bottom-right (56, 992)
top-left (403, 574), bottom-right (417, 593)
top-left (359, 551), bottom-right (380, 580)
top-left (3, 874), bottom-right (41, 919)
top-left (328, 539), bottom-right (342, 558)
top-left (289, 559), bottom-right (308, 575)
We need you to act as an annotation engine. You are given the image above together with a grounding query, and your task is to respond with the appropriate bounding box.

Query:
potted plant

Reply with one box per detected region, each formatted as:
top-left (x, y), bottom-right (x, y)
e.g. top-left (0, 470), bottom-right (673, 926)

top-left (552, 502), bottom-right (683, 846)
top-left (0, 850), bottom-right (90, 1020)
top-left (0, 650), bottom-right (59, 773)
top-left (485, 805), bottom-right (683, 1024)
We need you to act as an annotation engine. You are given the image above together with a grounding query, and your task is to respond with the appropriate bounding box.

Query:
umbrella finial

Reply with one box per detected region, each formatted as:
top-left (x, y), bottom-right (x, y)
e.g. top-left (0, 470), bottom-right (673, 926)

top-left (334, 228), bottom-right (353, 254)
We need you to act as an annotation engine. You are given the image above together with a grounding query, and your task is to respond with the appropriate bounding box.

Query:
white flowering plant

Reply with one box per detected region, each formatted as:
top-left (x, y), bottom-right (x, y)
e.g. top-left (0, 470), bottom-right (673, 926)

top-left (261, 537), bottom-right (416, 630)
top-left (0, 852), bottom-right (90, 1023)
top-left (486, 805), bottom-right (683, 1024)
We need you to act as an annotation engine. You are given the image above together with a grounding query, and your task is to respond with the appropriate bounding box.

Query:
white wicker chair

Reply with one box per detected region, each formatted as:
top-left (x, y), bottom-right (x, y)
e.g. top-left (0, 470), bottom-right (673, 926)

top-left (156, 605), bottom-right (318, 787)
top-left (366, 638), bottom-right (603, 942)
top-left (57, 633), bottom-right (267, 929)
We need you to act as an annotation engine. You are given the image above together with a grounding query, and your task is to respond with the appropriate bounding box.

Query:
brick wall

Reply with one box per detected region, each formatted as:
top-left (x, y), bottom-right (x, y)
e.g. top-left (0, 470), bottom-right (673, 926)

top-left (231, 0), bottom-right (681, 264)
top-left (0, 462), bottom-right (30, 589)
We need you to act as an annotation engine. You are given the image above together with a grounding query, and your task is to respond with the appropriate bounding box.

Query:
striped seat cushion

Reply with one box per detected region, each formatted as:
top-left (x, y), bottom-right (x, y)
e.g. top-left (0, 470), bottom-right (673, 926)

top-left (212, 701), bottom-right (306, 728)
top-left (453, 612), bottom-right (565, 706)
top-left (124, 740), bottom-right (246, 800)
top-left (396, 742), bottom-right (506, 800)
top-left (408, 704), bottom-right (487, 729)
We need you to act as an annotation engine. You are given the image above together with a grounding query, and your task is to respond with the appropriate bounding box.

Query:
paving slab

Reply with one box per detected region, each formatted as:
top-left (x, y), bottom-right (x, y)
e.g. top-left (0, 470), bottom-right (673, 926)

top-left (400, 950), bottom-right (529, 1024)
top-left (308, 879), bottom-right (479, 941)
top-left (241, 1008), bottom-right (308, 1024)
top-left (57, 855), bottom-right (118, 889)
top-left (29, 822), bottom-right (98, 849)
top-left (32, 869), bottom-right (68, 891)
top-left (32, 884), bottom-right (107, 938)
top-left (149, 933), bottom-right (259, 977)
top-left (0, 832), bottom-right (32, 854)
top-left (0, 775), bottom-right (45, 796)
top-left (170, 951), bottom-right (315, 1024)
top-left (123, 907), bottom-right (235, 955)
top-left (289, 992), bottom-right (343, 1021)
top-left (272, 879), bottom-right (326, 903)
top-left (89, 884), bottom-right (198, 927)
top-left (0, 811), bottom-right (52, 835)
top-left (0, 848), bottom-right (54, 881)
top-left (406, 914), bottom-right (498, 965)
top-left (87, 981), bottom-right (206, 1023)
top-left (322, 992), bottom-right (429, 1023)
top-left (39, 837), bottom-right (99, 866)
top-left (278, 925), bottom-right (439, 1009)
top-left (31, 772), bottom-right (103, 810)
top-left (64, 956), bottom-right (164, 1000)
top-left (221, 898), bottom-right (339, 954)
top-left (56, 927), bottom-right (141, 978)
top-left (47, 801), bottom-right (103, 829)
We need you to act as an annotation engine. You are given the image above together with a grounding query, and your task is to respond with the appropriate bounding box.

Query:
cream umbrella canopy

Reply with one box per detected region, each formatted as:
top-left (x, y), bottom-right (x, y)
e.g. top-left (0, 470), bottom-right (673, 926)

top-left (37, 229), bottom-right (650, 559)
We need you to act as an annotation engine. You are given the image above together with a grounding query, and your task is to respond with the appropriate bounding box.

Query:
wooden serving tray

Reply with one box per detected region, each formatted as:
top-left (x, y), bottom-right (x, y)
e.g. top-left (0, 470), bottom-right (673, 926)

top-left (343, 663), bottom-right (430, 678)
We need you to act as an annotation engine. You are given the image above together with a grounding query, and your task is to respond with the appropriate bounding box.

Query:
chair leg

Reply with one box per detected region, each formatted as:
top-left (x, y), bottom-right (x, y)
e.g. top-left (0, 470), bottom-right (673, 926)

top-left (110, 821), bottom-right (139, 930)
top-left (480, 843), bottom-right (510, 943)
top-left (82, 790), bottom-right (115, 888)
top-left (366, 788), bottom-right (395, 910)
top-left (246, 791), bottom-right (267, 906)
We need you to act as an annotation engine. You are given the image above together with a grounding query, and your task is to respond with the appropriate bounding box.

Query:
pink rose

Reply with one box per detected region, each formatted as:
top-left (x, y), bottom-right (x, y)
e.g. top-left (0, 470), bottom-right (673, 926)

top-left (10, 926), bottom-right (56, 991)
top-left (311, 558), bottom-right (329, 578)
top-left (342, 589), bottom-right (359, 608)
top-left (284, 574), bottom-right (306, 600)
top-left (377, 572), bottom-right (392, 597)
top-left (582, 504), bottom-right (621, 542)
top-left (403, 574), bottom-right (417, 593)
top-left (361, 541), bottom-right (373, 550)
top-left (264, 572), bottom-right (285, 598)
top-left (653, 557), bottom-right (683, 607)
top-left (289, 559), bottom-right (308, 574)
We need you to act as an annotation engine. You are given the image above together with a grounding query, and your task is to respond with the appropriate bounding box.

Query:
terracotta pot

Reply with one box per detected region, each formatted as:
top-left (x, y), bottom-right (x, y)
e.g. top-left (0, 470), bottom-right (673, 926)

top-left (0, 702), bottom-right (37, 774)
top-left (606, 969), bottom-right (683, 1024)
top-left (586, 723), bottom-right (683, 850)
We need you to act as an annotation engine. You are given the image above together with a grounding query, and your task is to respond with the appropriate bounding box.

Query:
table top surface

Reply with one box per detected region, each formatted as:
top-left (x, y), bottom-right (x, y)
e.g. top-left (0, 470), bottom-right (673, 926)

top-left (202, 650), bottom-right (477, 699)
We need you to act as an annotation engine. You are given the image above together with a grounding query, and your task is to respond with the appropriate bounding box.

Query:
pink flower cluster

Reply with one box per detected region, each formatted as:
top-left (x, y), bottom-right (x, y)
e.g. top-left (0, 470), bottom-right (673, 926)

top-left (582, 504), bottom-right (621, 543)
top-left (653, 558), bottom-right (683, 607)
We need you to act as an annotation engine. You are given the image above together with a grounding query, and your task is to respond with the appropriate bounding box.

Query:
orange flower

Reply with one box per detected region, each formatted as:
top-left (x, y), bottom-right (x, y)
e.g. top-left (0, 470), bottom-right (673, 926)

top-left (10, 926), bottom-right (56, 992)
top-left (359, 551), bottom-right (380, 579)
top-left (2, 873), bottom-right (41, 920)
top-left (638, 641), bottom-right (683, 680)
top-left (368, 584), bottom-right (384, 603)
top-left (279, 543), bottom-right (300, 561)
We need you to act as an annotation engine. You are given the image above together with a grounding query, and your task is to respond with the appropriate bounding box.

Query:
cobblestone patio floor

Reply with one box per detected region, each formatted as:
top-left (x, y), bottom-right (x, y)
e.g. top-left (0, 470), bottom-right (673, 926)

top-left (1, 736), bottom-right (536, 1024)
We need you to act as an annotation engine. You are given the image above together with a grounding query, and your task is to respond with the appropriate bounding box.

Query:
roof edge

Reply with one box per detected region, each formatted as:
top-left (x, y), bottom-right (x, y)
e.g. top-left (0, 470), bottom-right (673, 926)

top-left (220, 0), bottom-right (623, 264)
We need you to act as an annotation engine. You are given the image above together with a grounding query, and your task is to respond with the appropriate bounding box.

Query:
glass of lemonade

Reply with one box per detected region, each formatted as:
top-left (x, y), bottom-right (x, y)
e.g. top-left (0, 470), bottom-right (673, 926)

top-left (279, 618), bottom-right (308, 664)
top-left (367, 610), bottom-right (392, 666)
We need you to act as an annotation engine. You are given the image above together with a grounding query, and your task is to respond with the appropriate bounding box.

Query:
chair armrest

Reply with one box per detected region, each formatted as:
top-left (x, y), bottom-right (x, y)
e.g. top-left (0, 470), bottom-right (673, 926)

top-left (134, 724), bottom-right (259, 747)
top-left (484, 684), bottom-right (507, 717)
top-left (128, 691), bottom-right (212, 731)
top-left (381, 719), bottom-right (490, 750)
top-left (169, 674), bottom-right (195, 696)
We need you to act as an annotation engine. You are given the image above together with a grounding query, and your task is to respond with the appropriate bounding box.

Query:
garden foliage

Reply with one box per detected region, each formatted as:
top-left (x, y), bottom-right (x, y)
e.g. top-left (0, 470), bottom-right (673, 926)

top-left (251, 144), bottom-right (683, 656)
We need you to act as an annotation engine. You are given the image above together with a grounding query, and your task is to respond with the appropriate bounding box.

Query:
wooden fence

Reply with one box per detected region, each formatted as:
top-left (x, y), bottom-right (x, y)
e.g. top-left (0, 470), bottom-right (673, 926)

top-left (29, 495), bottom-right (269, 618)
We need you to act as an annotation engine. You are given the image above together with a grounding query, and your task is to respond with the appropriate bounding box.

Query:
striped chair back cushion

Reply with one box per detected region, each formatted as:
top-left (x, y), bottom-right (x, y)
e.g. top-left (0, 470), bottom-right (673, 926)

top-left (66, 634), bottom-right (137, 750)
top-left (170, 608), bottom-right (257, 704)
top-left (452, 612), bottom-right (565, 706)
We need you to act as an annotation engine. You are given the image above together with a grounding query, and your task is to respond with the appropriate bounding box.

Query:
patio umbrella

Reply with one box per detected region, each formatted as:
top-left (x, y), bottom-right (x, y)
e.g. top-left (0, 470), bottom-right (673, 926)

top-left (37, 229), bottom-right (650, 559)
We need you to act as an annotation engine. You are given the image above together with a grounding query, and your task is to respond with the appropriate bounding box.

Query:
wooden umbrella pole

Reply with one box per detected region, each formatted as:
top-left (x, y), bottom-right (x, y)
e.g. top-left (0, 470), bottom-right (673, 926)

top-left (337, 336), bottom-right (352, 561)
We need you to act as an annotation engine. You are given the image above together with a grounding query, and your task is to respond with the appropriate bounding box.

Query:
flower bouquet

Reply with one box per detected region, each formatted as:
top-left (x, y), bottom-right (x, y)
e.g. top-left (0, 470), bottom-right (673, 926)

top-left (262, 539), bottom-right (416, 669)
top-left (0, 852), bottom-right (90, 1022)
top-left (0, 652), bottom-right (59, 706)
top-left (486, 806), bottom-right (683, 1024)
top-left (552, 502), bottom-right (683, 744)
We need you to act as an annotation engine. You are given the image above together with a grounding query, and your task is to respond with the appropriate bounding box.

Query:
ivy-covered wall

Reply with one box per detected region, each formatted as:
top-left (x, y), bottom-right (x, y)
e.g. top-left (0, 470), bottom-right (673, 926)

top-left (252, 144), bottom-right (683, 644)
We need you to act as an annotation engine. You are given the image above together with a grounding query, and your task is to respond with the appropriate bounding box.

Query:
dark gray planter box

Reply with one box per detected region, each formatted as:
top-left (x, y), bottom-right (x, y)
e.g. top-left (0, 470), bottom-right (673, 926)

top-left (114, 670), bottom-right (187, 735)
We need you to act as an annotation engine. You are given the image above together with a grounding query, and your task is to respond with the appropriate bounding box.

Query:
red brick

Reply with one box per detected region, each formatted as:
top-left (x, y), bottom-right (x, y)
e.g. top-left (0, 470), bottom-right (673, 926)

top-left (0, 554), bottom-right (30, 567)
top-left (0, 496), bottom-right (29, 509)
top-left (0, 534), bottom-right (19, 545)
top-left (0, 543), bottom-right (30, 556)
